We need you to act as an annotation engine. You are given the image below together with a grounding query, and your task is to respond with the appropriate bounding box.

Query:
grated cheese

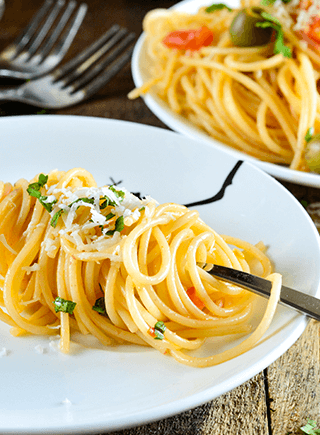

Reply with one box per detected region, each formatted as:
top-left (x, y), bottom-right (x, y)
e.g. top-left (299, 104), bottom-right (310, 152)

top-left (0, 234), bottom-right (17, 255)
top-left (0, 347), bottom-right (8, 357)
top-left (42, 184), bottom-right (153, 255)
top-left (34, 344), bottom-right (45, 354)
top-left (272, 0), bottom-right (320, 32)
top-left (272, 0), bottom-right (294, 27)
top-left (22, 263), bottom-right (40, 274)
top-left (294, 0), bottom-right (320, 31)
top-left (62, 398), bottom-right (72, 406)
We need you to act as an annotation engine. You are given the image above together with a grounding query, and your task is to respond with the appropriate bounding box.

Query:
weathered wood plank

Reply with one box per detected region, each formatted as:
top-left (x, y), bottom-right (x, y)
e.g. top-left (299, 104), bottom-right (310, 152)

top-left (268, 320), bottom-right (320, 434)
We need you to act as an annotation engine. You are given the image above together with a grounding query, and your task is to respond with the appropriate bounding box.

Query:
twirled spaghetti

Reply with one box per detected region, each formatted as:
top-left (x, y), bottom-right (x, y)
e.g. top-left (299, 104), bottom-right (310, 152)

top-left (129, 0), bottom-right (320, 172)
top-left (0, 168), bottom-right (281, 367)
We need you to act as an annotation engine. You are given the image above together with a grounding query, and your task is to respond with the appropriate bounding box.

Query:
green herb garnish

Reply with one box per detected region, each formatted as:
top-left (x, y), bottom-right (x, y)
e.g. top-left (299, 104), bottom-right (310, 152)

top-left (48, 186), bottom-right (125, 229)
top-left (105, 212), bottom-right (115, 221)
top-left (205, 3), bottom-right (233, 12)
top-left (53, 296), bottom-right (76, 314)
top-left (49, 197), bottom-right (95, 228)
top-left (92, 297), bottom-right (107, 316)
top-left (109, 185), bottom-right (125, 201)
top-left (256, 11), bottom-right (292, 58)
top-left (70, 197), bottom-right (95, 207)
top-left (50, 197), bottom-right (98, 228)
top-left (305, 127), bottom-right (315, 143)
top-left (106, 215), bottom-right (125, 236)
top-left (50, 209), bottom-right (64, 228)
top-left (100, 197), bottom-right (112, 209)
top-left (27, 174), bottom-right (57, 213)
top-left (154, 321), bottom-right (166, 340)
top-left (301, 420), bottom-right (320, 434)
top-left (100, 188), bottom-right (124, 209)
top-left (261, 0), bottom-right (291, 5)
top-left (27, 174), bottom-right (48, 191)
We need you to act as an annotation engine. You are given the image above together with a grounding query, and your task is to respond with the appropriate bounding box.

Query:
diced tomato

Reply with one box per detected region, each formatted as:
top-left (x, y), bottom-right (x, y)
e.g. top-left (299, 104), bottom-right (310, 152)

top-left (162, 26), bottom-right (214, 51)
top-left (298, 29), bottom-right (319, 50)
top-left (148, 327), bottom-right (156, 338)
top-left (305, 16), bottom-right (320, 44)
top-left (299, 0), bottom-right (313, 9)
top-left (186, 287), bottom-right (205, 310)
top-left (298, 0), bottom-right (320, 46)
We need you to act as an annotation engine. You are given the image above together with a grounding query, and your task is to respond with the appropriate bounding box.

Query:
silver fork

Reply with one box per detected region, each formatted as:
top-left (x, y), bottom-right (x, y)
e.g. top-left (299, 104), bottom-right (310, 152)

top-left (0, 25), bottom-right (135, 108)
top-left (0, 0), bottom-right (87, 79)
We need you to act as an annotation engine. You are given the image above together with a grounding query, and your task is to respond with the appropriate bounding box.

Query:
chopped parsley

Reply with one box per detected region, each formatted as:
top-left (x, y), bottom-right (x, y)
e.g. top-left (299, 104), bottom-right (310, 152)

top-left (110, 185), bottom-right (125, 201)
top-left (50, 189), bottom-right (125, 229)
top-left (27, 173), bottom-right (48, 191)
top-left (305, 127), bottom-right (315, 143)
top-left (27, 174), bottom-right (57, 213)
top-left (105, 212), bottom-right (115, 221)
top-left (256, 12), bottom-right (292, 58)
top-left (28, 176), bottom-right (127, 233)
top-left (301, 420), bottom-right (320, 434)
top-left (70, 197), bottom-right (95, 207)
top-left (53, 296), bottom-right (76, 314)
top-left (205, 3), bottom-right (233, 12)
top-left (92, 297), bottom-right (107, 316)
top-left (50, 209), bottom-right (64, 228)
top-left (50, 197), bottom-right (96, 227)
top-left (154, 321), bottom-right (166, 340)
top-left (106, 215), bottom-right (125, 236)
top-left (261, 0), bottom-right (291, 5)
top-left (100, 197), bottom-right (112, 209)
top-left (100, 187), bottom-right (125, 209)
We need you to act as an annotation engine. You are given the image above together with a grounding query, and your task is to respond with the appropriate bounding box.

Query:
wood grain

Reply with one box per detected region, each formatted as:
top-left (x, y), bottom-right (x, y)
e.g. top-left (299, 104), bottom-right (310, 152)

top-left (268, 320), bottom-right (320, 435)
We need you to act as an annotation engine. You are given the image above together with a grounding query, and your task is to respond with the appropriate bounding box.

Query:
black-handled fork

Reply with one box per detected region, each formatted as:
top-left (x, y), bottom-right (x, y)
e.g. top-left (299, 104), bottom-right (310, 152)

top-left (201, 263), bottom-right (320, 321)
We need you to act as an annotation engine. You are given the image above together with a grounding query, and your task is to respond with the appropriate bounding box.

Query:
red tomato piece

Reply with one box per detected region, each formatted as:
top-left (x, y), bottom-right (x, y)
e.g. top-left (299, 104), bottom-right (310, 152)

top-left (299, 0), bottom-right (313, 9)
top-left (148, 327), bottom-right (156, 338)
top-left (162, 26), bottom-right (214, 51)
top-left (306, 16), bottom-right (320, 44)
top-left (186, 287), bottom-right (205, 310)
top-left (298, 0), bottom-right (320, 46)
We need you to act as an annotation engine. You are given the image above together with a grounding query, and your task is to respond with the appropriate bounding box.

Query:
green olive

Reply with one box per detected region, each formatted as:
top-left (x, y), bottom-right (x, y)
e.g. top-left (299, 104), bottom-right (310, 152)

top-left (230, 7), bottom-right (273, 47)
top-left (305, 134), bottom-right (320, 173)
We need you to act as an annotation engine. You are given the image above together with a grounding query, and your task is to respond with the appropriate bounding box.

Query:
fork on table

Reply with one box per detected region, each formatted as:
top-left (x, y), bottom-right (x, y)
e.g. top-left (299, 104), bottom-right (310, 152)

top-left (0, 25), bottom-right (135, 109)
top-left (0, 0), bottom-right (87, 79)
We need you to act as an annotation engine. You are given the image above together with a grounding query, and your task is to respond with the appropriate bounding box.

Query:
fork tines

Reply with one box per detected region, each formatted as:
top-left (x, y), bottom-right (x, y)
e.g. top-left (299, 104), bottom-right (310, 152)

top-left (4, 0), bottom-right (88, 64)
top-left (53, 25), bottom-right (136, 96)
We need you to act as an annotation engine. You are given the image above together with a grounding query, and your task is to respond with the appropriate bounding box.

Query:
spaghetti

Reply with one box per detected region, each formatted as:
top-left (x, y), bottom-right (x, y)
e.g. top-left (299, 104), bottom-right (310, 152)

top-left (0, 168), bottom-right (281, 367)
top-left (129, 0), bottom-right (320, 172)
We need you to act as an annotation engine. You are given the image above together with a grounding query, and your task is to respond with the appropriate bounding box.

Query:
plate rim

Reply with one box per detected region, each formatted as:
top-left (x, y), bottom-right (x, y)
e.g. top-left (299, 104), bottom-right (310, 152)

top-left (130, 0), bottom-right (320, 189)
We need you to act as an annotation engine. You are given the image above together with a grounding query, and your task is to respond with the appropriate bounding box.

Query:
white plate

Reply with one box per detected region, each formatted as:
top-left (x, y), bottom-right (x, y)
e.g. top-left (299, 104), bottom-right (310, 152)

top-left (0, 115), bottom-right (319, 435)
top-left (131, 0), bottom-right (320, 188)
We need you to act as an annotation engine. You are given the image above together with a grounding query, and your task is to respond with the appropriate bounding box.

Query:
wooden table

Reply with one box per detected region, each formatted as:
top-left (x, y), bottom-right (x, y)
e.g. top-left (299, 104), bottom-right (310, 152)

top-left (1, 1), bottom-right (320, 434)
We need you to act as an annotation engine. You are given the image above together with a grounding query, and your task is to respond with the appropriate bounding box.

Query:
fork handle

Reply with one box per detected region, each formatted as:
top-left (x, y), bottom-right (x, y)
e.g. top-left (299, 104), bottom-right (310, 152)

top-left (203, 263), bottom-right (320, 322)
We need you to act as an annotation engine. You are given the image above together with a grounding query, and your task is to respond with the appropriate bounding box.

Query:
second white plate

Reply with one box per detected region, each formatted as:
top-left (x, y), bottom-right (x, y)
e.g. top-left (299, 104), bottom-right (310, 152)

top-left (131, 0), bottom-right (320, 188)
